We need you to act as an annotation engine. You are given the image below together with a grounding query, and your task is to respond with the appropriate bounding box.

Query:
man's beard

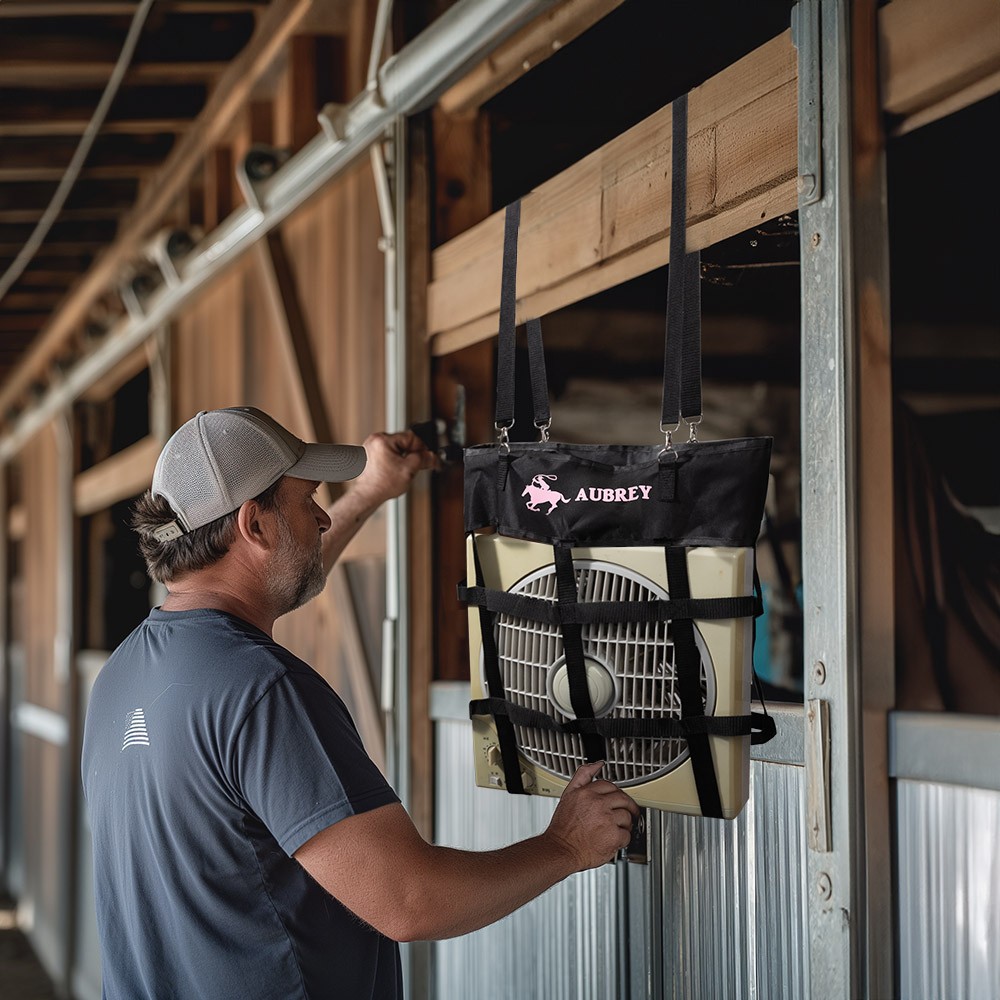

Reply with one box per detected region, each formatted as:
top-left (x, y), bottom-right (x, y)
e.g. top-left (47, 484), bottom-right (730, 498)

top-left (269, 513), bottom-right (326, 615)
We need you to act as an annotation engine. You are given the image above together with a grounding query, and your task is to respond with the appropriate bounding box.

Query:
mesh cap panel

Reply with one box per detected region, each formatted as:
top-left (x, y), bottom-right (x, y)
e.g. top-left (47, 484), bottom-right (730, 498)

top-left (152, 407), bottom-right (365, 531)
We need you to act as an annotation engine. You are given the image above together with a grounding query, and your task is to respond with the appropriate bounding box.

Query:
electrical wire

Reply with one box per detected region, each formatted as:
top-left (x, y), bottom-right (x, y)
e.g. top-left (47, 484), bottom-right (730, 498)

top-left (0, 0), bottom-right (158, 302)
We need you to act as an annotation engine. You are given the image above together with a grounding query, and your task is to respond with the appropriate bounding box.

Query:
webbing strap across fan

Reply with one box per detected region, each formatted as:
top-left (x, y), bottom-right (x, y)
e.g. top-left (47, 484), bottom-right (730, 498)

top-left (466, 93), bottom-right (772, 816)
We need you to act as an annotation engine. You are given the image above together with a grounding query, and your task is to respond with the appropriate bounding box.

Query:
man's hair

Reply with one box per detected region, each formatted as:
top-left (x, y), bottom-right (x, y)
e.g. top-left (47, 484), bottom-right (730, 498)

top-left (131, 478), bottom-right (283, 584)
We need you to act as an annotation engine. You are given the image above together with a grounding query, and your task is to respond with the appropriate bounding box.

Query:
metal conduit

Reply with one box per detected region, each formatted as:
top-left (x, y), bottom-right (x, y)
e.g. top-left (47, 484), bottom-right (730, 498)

top-left (0, 0), bottom-right (558, 463)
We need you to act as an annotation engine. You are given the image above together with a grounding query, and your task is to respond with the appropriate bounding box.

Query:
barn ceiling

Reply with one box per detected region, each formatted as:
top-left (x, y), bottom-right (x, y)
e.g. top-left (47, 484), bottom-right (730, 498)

top-left (0, 0), bottom-right (270, 397)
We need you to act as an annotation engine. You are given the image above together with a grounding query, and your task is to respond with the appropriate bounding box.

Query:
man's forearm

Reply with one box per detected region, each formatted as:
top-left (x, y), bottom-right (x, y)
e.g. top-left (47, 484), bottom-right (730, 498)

top-left (396, 835), bottom-right (579, 941)
top-left (321, 487), bottom-right (383, 573)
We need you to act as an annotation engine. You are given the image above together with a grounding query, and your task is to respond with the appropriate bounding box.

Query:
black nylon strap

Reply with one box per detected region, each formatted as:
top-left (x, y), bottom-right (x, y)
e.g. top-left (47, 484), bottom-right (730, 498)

top-left (470, 534), bottom-right (526, 794)
top-left (470, 698), bottom-right (775, 743)
top-left (495, 202), bottom-right (520, 430)
top-left (525, 317), bottom-right (550, 430)
top-left (666, 546), bottom-right (724, 818)
top-left (495, 202), bottom-right (551, 432)
top-left (457, 584), bottom-right (761, 626)
top-left (661, 92), bottom-right (703, 428)
top-left (552, 545), bottom-right (606, 764)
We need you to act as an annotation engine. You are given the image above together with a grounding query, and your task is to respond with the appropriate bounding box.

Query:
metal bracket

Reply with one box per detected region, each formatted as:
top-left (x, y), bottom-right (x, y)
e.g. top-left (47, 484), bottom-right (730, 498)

top-left (236, 144), bottom-right (290, 209)
top-left (144, 227), bottom-right (197, 287)
top-left (318, 102), bottom-right (352, 143)
top-left (806, 697), bottom-right (832, 852)
top-left (792, 1), bottom-right (823, 206)
top-left (119, 268), bottom-right (159, 320)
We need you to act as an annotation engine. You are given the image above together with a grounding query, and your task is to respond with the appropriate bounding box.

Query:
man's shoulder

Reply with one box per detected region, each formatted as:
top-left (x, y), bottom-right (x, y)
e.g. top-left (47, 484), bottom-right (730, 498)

top-left (98, 608), bottom-right (310, 698)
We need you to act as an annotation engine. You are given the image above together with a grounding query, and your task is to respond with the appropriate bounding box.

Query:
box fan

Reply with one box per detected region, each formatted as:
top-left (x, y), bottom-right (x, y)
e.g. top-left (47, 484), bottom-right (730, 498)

top-left (466, 536), bottom-right (756, 818)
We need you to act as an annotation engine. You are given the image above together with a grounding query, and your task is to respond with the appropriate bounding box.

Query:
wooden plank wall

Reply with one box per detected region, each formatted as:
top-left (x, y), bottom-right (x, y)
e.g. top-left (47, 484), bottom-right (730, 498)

top-left (12, 426), bottom-right (65, 975)
top-left (170, 166), bottom-right (387, 747)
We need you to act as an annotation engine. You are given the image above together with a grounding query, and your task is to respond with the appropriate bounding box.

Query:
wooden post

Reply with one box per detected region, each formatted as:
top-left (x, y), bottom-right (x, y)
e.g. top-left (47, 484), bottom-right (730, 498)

top-left (255, 230), bottom-right (386, 772)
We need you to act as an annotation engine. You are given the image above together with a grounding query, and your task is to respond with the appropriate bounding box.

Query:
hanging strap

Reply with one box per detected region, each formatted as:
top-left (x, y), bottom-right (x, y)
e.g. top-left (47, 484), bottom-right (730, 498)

top-left (552, 545), bottom-right (607, 765)
top-left (470, 534), bottom-right (526, 794)
top-left (661, 92), bottom-right (703, 429)
top-left (666, 546), bottom-right (724, 818)
top-left (495, 201), bottom-right (551, 433)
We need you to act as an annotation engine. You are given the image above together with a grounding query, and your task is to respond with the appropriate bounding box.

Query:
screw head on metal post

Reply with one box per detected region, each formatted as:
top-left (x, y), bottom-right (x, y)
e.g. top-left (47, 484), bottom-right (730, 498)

top-left (813, 661), bottom-right (827, 685)
top-left (817, 872), bottom-right (833, 901)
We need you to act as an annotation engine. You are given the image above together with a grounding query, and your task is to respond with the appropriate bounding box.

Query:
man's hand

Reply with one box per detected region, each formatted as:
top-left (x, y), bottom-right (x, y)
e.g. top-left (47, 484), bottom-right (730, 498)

top-left (352, 430), bottom-right (439, 507)
top-left (543, 761), bottom-right (639, 870)
top-left (321, 430), bottom-right (438, 572)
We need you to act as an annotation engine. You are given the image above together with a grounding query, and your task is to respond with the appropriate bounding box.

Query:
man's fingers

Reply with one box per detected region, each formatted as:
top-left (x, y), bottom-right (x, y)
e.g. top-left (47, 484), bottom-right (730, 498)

top-left (566, 760), bottom-right (605, 789)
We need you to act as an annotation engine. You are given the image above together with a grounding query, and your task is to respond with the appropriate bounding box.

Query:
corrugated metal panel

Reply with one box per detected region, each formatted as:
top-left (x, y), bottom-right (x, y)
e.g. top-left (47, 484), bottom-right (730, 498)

top-left (434, 714), bottom-right (806, 1000)
top-left (749, 761), bottom-right (807, 998)
top-left (434, 718), bottom-right (621, 1000)
top-left (654, 760), bottom-right (806, 1000)
top-left (897, 780), bottom-right (1000, 1000)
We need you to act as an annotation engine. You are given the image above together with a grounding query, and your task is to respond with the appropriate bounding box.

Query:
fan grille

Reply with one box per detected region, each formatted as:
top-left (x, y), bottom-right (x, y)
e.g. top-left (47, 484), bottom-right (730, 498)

top-left (486, 559), bottom-right (715, 787)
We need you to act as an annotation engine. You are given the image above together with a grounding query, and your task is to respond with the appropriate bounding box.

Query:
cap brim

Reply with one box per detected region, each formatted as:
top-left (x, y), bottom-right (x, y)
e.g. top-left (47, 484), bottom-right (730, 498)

top-left (286, 443), bottom-right (367, 483)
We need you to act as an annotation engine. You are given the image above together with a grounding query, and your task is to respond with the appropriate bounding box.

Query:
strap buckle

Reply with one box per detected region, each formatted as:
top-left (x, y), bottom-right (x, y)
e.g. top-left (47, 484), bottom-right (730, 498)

top-left (684, 414), bottom-right (703, 444)
top-left (658, 420), bottom-right (679, 458)
top-left (495, 421), bottom-right (512, 455)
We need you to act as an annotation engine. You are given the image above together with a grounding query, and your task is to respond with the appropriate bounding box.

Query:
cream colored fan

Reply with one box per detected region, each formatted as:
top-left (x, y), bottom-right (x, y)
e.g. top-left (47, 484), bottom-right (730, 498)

top-left (467, 534), bottom-right (755, 818)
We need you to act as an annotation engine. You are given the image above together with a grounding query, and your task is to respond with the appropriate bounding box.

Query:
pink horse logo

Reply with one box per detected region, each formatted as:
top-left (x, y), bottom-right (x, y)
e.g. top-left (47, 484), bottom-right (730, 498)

top-left (522, 474), bottom-right (569, 515)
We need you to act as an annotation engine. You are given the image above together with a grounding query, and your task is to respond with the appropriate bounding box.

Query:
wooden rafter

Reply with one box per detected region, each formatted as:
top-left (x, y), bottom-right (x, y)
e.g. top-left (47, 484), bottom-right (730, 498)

top-left (428, 30), bottom-right (799, 353)
top-left (0, 2), bottom-right (267, 15)
top-left (427, 0), bottom-right (1000, 354)
top-left (0, 62), bottom-right (228, 86)
top-left (438, 0), bottom-right (627, 114)
top-left (0, 0), bottom-right (316, 417)
top-left (0, 119), bottom-right (192, 138)
top-left (880, 0), bottom-right (1000, 134)
top-left (73, 434), bottom-right (160, 517)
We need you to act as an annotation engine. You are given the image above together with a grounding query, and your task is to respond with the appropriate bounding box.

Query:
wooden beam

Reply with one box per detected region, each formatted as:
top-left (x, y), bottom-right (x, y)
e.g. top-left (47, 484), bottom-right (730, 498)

top-left (7, 503), bottom-right (27, 542)
top-left (79, 345), bottom-right (148, 403)
top-left (256, 233), bottom-right (335, 445)
top-left (0, 119), bottom-right (192, 138)
top-left (405, 114), bottom-right (436, 840)
top-left (0, 0), bottom-right (315, 419)
top-left (0, 2), bottom-right (267, 15)
top-left (73, 434), bottom-right (160, 516)
top-left (428, 30), bottom-right (799, 353)
top-left (0, 206), bottom-right (129, 223)
top-left (0, 62), bottom-right (227, 86)
top-left (0, 292), bottom-right (64, 312)
top-left (852, 2), bottom-right (895, 994)
top-left (438, 0), bottom-right (627, 114)
top-left (0, 165), bottom-right (157, 182)
top-left (880, 0), bottom-right (1000, 134)
top-left (255, 230), bottom-right (387, 773)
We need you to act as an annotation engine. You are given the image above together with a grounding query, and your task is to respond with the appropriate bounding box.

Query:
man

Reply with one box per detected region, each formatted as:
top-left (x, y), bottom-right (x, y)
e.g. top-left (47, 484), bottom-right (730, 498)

top-left (82, 406), bottom-right (638, 1000)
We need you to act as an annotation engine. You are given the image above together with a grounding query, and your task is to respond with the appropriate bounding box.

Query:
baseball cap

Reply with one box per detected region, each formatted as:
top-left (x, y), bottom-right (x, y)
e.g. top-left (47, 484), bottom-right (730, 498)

top-left (149, 407), bottom-right (366, 541)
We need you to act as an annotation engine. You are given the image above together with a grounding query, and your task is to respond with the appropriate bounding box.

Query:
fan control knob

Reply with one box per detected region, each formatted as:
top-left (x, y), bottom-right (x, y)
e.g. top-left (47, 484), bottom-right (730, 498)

top-left (485, 744), bottom-right (502, 767)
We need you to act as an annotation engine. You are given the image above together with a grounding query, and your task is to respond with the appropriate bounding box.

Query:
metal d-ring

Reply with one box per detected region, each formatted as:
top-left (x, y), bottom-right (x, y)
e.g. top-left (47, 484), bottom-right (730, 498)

top-left (535, 419), bottom-right (551, 443)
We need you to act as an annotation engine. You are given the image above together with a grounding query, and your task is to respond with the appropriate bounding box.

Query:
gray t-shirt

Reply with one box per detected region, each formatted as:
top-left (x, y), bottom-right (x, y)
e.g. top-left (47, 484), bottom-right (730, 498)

top-left (82, 607), bottom-right (401, 1000)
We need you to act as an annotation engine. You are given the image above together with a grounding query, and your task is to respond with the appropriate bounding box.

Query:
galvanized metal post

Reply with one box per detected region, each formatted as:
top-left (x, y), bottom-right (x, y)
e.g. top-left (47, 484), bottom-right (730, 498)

top-left (797, 0), bottom-right (895, 996)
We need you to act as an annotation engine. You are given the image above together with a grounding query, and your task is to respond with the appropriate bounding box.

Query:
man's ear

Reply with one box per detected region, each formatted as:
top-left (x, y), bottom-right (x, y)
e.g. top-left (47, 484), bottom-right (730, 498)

top-left (235, 499), bottom-right (275, 550)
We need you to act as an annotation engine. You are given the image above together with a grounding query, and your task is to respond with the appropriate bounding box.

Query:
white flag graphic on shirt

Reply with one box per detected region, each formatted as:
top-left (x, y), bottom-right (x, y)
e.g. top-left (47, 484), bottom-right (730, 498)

top-left (121, 708), bottom-right (150, 750)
